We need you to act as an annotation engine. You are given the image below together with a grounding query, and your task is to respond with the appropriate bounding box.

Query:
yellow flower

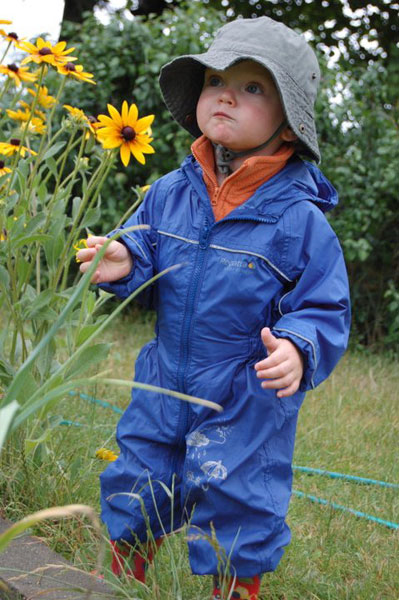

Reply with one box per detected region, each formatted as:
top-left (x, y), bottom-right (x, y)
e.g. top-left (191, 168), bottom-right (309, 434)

top-left (0, 20), bottom-right (12, 25)
top-left (0, 160), bottom-right (12, 177)
top-left (20, 37), bottom-right (77, 67)
top-left (6, 107), bottom-right (30, 122)
top-left (63, 104), bottom-right (97, 138)
top-left (73, 237), bottom-right (88, 262)
top-left (0, 63), bottom-right (37, 86)
top-left (19, 100), bottom-right (46, 120)
top-left (0, 139), bottom-right (37, 157)
top-left (57, 62), bottom-right (96, 85)
top-left (96, 101), bottom-right (155, 167)
top-left (27, 85), bottom-right (57, 109)
top-left (27, 117), bottom-right (46, 135)
top-left (0, 30), bottom-right (25, 46)
top-left (5, 108), bottom-right (45, 135)
top-left (63, 104), bottom-right (89, 123)
top-left (95, 448), bottom-right (118, 462)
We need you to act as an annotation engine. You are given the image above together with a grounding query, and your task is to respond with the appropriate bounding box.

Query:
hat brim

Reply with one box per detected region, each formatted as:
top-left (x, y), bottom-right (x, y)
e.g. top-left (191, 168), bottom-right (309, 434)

top-left (159, 49), bottom-right (320, 163)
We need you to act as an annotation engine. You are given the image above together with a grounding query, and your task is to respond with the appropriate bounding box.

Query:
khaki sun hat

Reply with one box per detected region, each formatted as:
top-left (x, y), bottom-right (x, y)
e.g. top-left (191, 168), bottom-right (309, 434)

top-left (159, 16), bottom-right (321, 162)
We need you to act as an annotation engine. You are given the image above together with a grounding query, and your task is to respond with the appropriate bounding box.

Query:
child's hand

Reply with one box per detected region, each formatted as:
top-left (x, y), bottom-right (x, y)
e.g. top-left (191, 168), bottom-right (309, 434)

top-left (76, 236), bottom-right (133, 284)
top-left (254, 327), bottom-right (304, 398)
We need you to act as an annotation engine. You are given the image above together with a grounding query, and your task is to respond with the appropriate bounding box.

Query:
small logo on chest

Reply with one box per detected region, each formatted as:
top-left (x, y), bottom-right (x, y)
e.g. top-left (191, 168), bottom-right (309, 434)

top-left (219, 257), bottom-right (256, 271)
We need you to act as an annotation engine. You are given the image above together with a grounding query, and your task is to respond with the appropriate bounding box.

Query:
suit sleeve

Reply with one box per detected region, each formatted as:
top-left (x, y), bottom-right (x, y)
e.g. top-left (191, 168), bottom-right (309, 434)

top-left (99, 179), bottom-right (165, 300)
top-left (272, 203), bottom-right (351, 391)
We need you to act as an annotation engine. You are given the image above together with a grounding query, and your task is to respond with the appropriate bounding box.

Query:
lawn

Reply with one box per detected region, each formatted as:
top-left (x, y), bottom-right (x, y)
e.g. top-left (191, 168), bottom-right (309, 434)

top-left (1, 308), bottom-right (398, 599)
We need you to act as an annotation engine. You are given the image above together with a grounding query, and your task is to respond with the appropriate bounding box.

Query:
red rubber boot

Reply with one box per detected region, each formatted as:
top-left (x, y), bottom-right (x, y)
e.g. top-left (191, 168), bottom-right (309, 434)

top-left (110, 538), bottom-right (163, 582)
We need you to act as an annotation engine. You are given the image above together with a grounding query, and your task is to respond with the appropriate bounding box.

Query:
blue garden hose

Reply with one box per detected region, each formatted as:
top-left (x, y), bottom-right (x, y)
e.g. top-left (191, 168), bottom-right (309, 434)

top-left (61, 391), bottom-right (399, 530)
top-left (68, 390), bottom-right (123, 414)
top-left (293, 465), bottom-right (399, 489)
top-left (292, 490), bottom-right (399, 530)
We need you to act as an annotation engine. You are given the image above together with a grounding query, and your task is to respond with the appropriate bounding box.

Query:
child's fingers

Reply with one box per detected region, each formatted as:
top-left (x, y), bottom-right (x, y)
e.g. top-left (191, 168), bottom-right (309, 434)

top-left (260, 373), bottom-right (294, 390)
top-left (255, 362), bottom-right (290, 380)
top-left (79, 260), bottom-right (92, 274)
top-left (276, 380), bottom-right (300, 398)
top-left (79, 260), bottom-right (101, 283)
top-left (254, 351), bottom-right (283, 371)
top-left (85, 235), bottom-right (109, 248)
top-left (76, 247), bottom-right (97, 263)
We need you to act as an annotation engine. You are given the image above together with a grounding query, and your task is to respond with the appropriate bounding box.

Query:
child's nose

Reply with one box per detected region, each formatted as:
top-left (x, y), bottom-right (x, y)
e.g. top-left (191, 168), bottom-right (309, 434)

top-left (218, 87), bottom-right (236, 105)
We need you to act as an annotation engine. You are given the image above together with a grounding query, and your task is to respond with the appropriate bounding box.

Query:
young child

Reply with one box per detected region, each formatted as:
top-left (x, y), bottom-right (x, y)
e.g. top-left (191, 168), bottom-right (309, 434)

top-left (78, 16), bottom-right (351, 600)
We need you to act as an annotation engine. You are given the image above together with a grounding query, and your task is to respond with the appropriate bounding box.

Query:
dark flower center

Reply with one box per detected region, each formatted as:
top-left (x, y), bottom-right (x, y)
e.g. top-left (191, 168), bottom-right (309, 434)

top-left (0, 160), bottom-right (5, 169)
top-left (38, 47), bottom-right (52, 56)
top-left (9, 32), bottom-right (18, 40)
top-left (65, 62), bottom-right (76, 71)
top-left (121, 126), bottom-right (136, 141)
top-left (10, 138), bottom-right (20, 146)
top-left (7, 63), bottom-right (18, 73)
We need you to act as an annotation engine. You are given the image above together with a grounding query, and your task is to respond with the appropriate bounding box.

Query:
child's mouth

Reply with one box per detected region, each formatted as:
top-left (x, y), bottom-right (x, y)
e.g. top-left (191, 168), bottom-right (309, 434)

top-left (213, 111), bottom-right (232, 119)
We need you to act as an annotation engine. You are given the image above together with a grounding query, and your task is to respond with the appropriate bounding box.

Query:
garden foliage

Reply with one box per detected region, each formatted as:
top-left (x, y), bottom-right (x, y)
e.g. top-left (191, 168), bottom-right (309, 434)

top-left (0, 21), bottom-right (213, 456)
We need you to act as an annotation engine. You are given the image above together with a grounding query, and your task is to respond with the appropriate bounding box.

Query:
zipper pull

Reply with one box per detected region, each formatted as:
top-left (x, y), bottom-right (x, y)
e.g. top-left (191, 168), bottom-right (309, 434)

top-left (199, 220), bottom-right (211, 249)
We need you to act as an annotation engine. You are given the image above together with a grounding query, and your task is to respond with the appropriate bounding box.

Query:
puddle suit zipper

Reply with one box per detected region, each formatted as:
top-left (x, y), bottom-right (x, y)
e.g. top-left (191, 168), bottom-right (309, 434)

top-left (176, 217), bottom-right (212, 445)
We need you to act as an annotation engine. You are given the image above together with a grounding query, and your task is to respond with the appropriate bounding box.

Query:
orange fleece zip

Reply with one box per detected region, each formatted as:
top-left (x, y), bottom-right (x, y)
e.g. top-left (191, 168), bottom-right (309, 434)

top-left (191, 135), bottom-right (295, 222)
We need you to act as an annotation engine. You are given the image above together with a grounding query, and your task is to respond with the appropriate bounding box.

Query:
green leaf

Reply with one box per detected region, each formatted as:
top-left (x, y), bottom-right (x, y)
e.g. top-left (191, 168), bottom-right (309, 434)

top-left (75, 323), bottom-right (99, 346)
top-left (64, 343), bottom-right (110, 379)
top-left (22, 289), bottom-right (55, 320)
top-left (43, 141), bottom-right (66, 161)
top-left (12, 233), bottom-right (52, 249)
top-left (79, 204), bottom-right (101, 228)
top-left (45, 156), bottom-right (58, 179)
top-left (72, 196), bottom-right (81, 220)
top-left (16, 258), bottom-right (31, 287)
top-left (23, 213), bottom-right (46, 236)
top-left (37, 180), bottom-right (48, 203)
top-left (0, 265), bottom-right (10, 289)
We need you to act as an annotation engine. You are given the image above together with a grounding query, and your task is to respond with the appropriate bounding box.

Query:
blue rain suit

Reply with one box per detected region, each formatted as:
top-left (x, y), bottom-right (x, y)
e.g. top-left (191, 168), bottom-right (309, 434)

top-left (99, 154), bottom-right (351, 576)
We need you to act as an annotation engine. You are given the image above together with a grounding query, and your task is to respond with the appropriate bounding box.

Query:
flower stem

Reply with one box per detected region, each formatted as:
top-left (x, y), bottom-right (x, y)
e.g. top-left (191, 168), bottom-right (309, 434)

top-left (19, 64), bottom-right (46, 150)
top-left (0, 40), bottom-right (12, 63)
top-left (59, 151), bottom-right (116, 291)
top-left (0, 77), bottom-right (11, 103)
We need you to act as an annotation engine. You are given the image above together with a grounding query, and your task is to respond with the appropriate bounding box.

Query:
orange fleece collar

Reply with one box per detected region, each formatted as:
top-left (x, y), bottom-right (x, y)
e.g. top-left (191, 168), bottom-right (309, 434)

top-left (191, 135), bottom-right (295, 222)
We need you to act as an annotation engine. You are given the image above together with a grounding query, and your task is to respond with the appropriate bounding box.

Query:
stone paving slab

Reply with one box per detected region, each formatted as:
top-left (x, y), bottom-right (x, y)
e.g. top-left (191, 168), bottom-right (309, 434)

top-left (0, 517), bottom-right (115, 599)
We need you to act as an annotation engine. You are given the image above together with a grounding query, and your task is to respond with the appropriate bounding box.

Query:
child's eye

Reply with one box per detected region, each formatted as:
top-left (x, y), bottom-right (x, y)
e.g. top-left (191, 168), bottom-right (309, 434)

top-left (246, 83), bottom-right (262, 94)
top-left (207, 75), bottom-right (223, 87)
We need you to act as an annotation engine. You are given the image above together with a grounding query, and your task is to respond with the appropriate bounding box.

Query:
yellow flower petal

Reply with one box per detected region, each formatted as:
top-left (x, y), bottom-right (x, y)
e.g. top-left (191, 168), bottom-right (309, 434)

top-left (101, 136), bottom-right (122, 149)
top-left (97, 126), bottom-right (120, 135)
top-left (136, 142), bottom-right (155, 154)
top-left (128, 103), bottom-right (138, 125)
top-left (135, 114), bottom-right (155, 133)
top-left (97, 115), bottom-right (119, 128)
top-left (53, 40), bottom-right (67, 52)
top-left (107, 104), bottom-right (123, 127)
top-left (121, 100), bottom-right (129, 123)
top-left (130, 144), bottom-right (145, 165)
top-left (120, 143), bottom-right (131, 166)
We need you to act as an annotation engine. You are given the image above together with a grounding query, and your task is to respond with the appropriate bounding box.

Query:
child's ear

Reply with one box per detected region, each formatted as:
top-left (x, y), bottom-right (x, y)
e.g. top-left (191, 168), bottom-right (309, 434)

top-left (281, 126), bottom-right (298, 142)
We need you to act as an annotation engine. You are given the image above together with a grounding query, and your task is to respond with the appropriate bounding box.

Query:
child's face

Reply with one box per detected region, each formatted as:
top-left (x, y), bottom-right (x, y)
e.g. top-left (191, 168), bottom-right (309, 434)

top-left (196, 60), bottom-right (288, 155)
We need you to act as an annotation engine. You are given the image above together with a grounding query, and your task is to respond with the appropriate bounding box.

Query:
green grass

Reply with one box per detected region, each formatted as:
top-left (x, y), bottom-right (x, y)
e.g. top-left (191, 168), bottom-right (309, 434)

top-left (1, 309), bottom-right (398, 599)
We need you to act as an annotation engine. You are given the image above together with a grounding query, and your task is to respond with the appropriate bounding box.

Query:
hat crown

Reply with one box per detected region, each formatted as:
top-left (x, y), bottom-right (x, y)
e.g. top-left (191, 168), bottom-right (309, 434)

top-left (212, 17), bottom-right (320, 103)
